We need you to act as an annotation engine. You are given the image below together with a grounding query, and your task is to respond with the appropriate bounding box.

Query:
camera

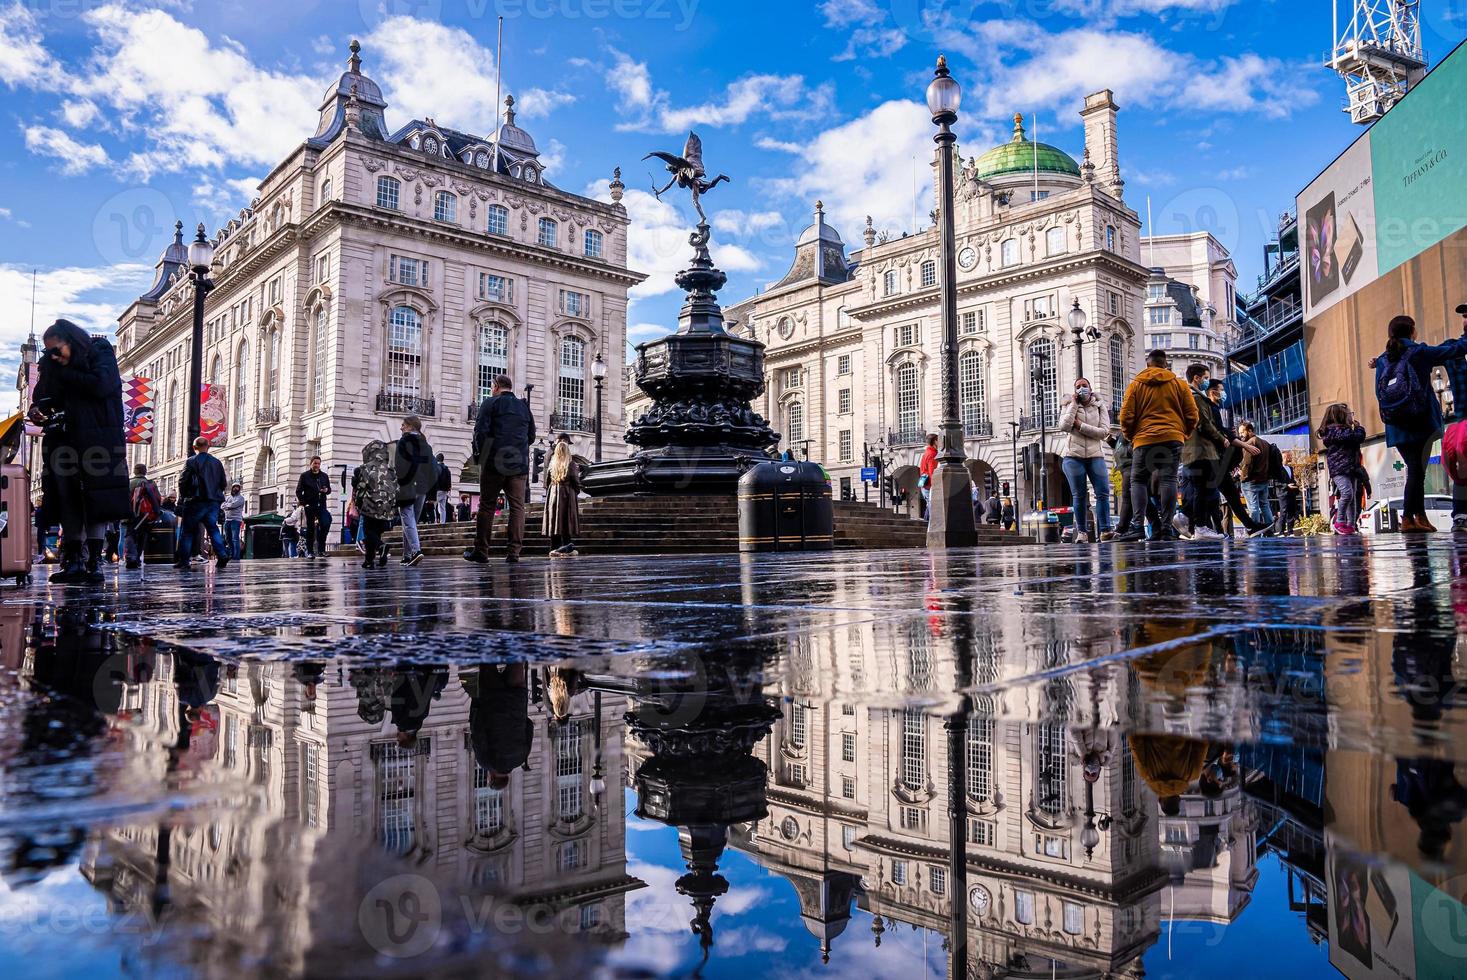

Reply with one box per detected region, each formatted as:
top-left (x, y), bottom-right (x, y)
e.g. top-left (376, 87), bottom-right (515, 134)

top-left (32, 397), bottom-right (67, 436)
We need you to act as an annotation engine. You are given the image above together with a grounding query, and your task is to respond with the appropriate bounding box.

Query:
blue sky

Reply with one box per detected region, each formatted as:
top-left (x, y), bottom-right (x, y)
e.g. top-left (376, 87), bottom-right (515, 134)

top-left (1, 0), bottom-right (1464, 411)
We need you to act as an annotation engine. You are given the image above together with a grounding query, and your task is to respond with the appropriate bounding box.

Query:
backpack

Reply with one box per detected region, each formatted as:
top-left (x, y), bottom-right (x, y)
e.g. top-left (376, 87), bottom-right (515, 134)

top-left (435, 461), bottom-right (451, 493)
top-left (131, 479), bottom-right (161, 524)
top-left (1376, 351), bottom-right (1433, 428)
top-left (1444, 421), bottom-right (1467, 486)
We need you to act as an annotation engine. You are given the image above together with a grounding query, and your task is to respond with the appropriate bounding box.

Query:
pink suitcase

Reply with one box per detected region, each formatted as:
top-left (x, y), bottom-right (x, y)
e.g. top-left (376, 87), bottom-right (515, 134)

top-left (0, 464), bottom-right (33, 585)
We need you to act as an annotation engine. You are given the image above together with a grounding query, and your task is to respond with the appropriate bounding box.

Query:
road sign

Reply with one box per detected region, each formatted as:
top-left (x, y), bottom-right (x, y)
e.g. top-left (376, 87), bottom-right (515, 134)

top-left (860, 467), bottom-right (878, 482)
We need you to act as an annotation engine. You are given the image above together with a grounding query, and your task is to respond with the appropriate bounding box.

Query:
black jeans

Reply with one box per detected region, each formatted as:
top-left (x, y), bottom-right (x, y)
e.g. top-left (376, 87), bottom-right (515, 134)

top-left (361, 516), bottom-right (391, 563)
top-left (1397, 438), bottom-right (1433, 519)
top-left (1131, 442), bottom-right (1181, 536)
top-left (1184, 460), bottom-right (1222, 532)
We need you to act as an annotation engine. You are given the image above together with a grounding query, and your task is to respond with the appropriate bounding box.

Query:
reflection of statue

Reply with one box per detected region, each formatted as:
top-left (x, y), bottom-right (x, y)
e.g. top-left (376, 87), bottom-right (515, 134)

top-left (644, 132), bottom-right (730, 224)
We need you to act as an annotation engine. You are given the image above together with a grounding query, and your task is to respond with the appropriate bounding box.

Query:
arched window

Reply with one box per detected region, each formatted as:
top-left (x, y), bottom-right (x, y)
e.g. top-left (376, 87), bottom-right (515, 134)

top-left (477, 321), bottom-right (509, 402)
top-left (486, 204), bottom-right (509, 236)
top-left (310, 306), bottom-right (328, 410)
top-left (386, 306), bottom-right (423, 403)
top-left (900, 709), bottom-right (925, 790)
top-left (433, 191), bottom-right (457, 223)
top-left (1109, 334), bottom-right (1126, 414)
top-left (264, 327), bottom-right (280, 410)
top-left (786, 401), bottom-right (805, 445)
top-left (234, 340), bottom-right (249, 432)
top-left (959, 349), bottom-right (986, 433)
top-left (376, 175), bottom-right (400, 210)
top-left (166, 382), bottom-right (178, 458)
top-left (583, 229), bottom-right (603, 258)
top-left (557, 335), bottom-right (585, 426)
top-left (882, 269), bottom-right (897, 296)
top-left (538, 217), bottom-right (558, 247)
top-left (263, 447), bottom-right (278, 489)
top-left (1036, 722), bottom-right (1069, 815)
top-left (1105, 225), bottom-right (1116, 251)
top-left (1046, 226), bottom-right (1065, 256)
top-left (320, 177), bottom-right (332, 203)
top-left (895, 363), bottom-right (919, 439)
top-left (920, 260), bottom-right (936, 288)
top-left (1001, 238), bottom-right (1019, 266)
top-left (1029, 337), bottom-right (1057, 426)
top-left (209, 353), bottom-right (222, 385)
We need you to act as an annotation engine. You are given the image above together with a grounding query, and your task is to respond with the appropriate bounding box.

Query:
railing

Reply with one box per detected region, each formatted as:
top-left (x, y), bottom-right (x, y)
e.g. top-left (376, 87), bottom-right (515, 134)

top-left (1254, 251), bottom-right (1300, 294)
top-left (550, 412), bottom-right (593, 433)
top-left (889, 426), bottom-right (928, 446)
top-left (963, 418), bottom-right (994, 439)
top-left (376, 391), bottom-right (436, 417)
top-left (254, 406), bottom-right (280, 427)
top-left (1018, 413), bottom-right (1059, 434)
top-left (1228, 300), bottom-right (1303, 356)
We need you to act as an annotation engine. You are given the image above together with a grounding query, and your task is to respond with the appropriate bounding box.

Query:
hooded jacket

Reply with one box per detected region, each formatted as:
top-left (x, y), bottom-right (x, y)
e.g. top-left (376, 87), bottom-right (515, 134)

top-left (32, 323), bottom-right (130, 523)
top-left (1119, 367), bottom-right (1199, 449)
top-left (1181, 385), bottom-right (1230, 466)
top-left (1059, 393), bottom-right (1111, 459)
top-left (351, 441), bottom-right (398, 521)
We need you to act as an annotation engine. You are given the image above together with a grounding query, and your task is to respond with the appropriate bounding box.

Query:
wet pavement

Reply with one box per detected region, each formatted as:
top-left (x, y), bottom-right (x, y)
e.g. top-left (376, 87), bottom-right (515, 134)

top-left (1, 538), bottom-right (1465, 978)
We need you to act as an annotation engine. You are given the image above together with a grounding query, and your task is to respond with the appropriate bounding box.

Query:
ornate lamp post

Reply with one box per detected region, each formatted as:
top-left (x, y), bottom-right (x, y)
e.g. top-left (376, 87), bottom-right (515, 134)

top-left (1067, 298), bottom-right (1099, 379)
top-left (185, 223), bottom-right (215, 456)
top-left (591, 351), bottom-right (608, 462)
top-left (924, 56), bottom-right (977, 549)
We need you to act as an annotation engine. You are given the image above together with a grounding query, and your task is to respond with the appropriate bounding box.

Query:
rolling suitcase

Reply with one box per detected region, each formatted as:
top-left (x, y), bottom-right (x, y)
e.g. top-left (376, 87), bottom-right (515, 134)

top-left (0, 463), bottom-right (33, 585)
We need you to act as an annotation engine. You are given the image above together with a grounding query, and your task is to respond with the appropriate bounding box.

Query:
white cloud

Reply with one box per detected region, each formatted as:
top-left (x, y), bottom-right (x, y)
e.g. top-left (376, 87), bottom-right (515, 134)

top-left (818, 0), bottom-right (909, 61)
top-left (755, 136), bottom-right (802, 153)
top-left (517, 87), bottom-right (577, 118)
top-left (59, 99), bottom-right (101, 128)
top-left (0, 3), bottom-right (59, 88)
top-left (361, 16), bottom-right (501, 134)
top-left (586, 181), bottom-right (761, 302)
top-left (712, 209), bottom-right (786, 238)
top-left (604, 47), bottom-right (833, 133)
top-left (0, 262), bottom-right (150, 413)
top-left (760, 99), bottom-right (943, 239)
top-left (539, 138), bottom-right (566, 177)
top-left (22, 126), bottom-right (109, 175)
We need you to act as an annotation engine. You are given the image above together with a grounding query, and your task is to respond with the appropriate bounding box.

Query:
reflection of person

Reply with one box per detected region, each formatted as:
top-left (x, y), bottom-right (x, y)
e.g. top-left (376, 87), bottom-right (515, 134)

top-left (30, 319), bottom-right (131, 584)
top-left (390, 665), bottom-right (448, 748)
top-left (469, 663), bottom-right (534, 788)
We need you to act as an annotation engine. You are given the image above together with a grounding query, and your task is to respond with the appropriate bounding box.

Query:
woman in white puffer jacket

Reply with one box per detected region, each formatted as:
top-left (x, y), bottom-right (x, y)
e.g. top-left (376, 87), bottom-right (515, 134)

top-left (1059, 378), bottom-right (1113, 542)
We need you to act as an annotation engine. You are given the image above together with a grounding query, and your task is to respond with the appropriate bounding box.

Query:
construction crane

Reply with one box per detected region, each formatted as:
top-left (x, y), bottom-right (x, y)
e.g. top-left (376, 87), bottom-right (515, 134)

top-left (1327, 0), bottom-right (1428, 124)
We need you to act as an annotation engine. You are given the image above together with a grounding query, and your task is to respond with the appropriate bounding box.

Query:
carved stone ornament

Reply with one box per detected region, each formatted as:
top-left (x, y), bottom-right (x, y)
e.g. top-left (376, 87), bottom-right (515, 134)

top-left (362, 157), bottom-right (386, 173)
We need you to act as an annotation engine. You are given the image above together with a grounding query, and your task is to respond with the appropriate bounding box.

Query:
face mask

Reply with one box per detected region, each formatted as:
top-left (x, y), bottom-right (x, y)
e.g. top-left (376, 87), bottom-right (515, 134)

top-left (1076, 387), bottom-right (1092, 401)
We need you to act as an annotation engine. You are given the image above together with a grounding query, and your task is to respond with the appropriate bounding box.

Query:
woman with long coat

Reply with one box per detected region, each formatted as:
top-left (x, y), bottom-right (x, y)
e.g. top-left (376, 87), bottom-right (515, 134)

top-left (29, 319), bottom-right (129, 584)
top-left (541, 434), bottom-right (582, 556)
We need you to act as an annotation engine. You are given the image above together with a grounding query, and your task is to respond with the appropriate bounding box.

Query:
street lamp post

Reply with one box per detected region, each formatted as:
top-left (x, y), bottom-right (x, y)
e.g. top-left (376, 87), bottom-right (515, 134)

top-left (185, 223), bottom-right (215, 456)
top-left (1008, 419), bottom-right (1021, 509)
top-left (1067, 298), bottom-right (1098, 380)
top-left (591, 351), bottom-right (608, 462)
top-left (924, 55), bottom-right (977, 548)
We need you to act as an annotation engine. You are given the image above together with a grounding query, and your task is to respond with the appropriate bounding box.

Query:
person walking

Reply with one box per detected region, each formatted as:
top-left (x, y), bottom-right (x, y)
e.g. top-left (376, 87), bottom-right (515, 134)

top-left (124, 463), bottom-right (161, 569)
top-left (1179, 365), bottom-right (1231, 539)
top-left (464, 375), bottom-right (535, 564)
top-left (1204, 382), bottom-right (1267, 536)
top-left (352, 441), bottom-right (398, 569)
top-left (220, 483), bottom-right (246, 559)
top-left (1375, 315), bottom-right (1467, 531)
top-left (542, 434), bottom-right (582, 557)
top-left (1058, 378), bottom-right (1111, 543)
top-left (985, 489), bottom-right (1001, 526)
top-left (281, 501), bottom-right (305, 558)
top-left (1235, 420), bottom-right (1275, 531)
top-left (174, 438), bottom-right (230, 571)
top-left (294, 456), bottom-right (333, 558)
top-left (918, 434), bottom-right (938, 520)
top-left (28, 319), bottom-right (130, 584)
top-left (1318, 403), bottom-right (1368, 535)
top-left (1000, 483), bottom-right (1016, 531)
top-left (1115, 350), bottom-right (1198, 542)
top-left (394, 415), bottom-right (434, 566)
top-left (434, 453), bottom-right (453, 523)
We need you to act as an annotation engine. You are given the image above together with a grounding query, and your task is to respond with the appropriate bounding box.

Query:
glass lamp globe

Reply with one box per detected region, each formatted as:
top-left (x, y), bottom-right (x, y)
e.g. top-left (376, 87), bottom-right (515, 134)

top-left (925, 56), bottom-right (961, 119)
top-left (187, 223), bottom-right (215, 272)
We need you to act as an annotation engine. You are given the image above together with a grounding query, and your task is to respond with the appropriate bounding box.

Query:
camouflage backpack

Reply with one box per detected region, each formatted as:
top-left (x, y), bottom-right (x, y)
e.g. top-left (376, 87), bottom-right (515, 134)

top-left (353, 441), bottom-right (399, 521)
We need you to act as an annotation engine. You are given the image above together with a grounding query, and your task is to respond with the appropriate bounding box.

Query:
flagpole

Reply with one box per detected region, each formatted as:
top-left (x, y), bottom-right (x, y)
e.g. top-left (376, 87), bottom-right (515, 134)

top-left (492, 16), bottom-right (504, 168)
top-left (1032, 112), bottom-right (1039, 203)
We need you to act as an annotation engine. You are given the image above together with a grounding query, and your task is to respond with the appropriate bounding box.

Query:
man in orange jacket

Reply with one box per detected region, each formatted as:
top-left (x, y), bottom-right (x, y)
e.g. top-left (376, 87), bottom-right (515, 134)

top-left (1114, 350), bottom-right (1199, 541)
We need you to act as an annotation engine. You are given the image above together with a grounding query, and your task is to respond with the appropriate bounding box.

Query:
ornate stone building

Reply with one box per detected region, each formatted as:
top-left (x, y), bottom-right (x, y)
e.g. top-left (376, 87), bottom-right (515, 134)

top-left (630, 91), bottom-right (1149, 508)
top-left (116, 41), bottom-right (643, 509)
top-left (1138, 231), bottom-right (1238, 381)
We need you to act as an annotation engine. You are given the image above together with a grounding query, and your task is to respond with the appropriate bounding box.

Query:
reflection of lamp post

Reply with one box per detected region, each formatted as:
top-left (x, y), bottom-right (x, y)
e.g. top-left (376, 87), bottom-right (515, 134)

top-left (1033, 342), bottom-right (1053, 511)
top-left (590, 690), bottom-right (606, 813)
top-left (924, 56), bottom-right (977, 548)
top-left (1081, 778), bottom-right (1114, 860)
top-left (185, 223), bottom-right (215, 455)
top-left (1067, 298), bottom-right (1099, 379)
top-left (592, 352), bottom-right (608, 462)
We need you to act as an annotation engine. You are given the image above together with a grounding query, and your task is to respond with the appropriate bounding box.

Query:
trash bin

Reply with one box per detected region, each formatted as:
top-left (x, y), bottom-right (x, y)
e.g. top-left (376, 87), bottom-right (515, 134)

top-left (738, 460), bottom-right (833, 552)
top-left (243, 512), bottom-right (285, 559)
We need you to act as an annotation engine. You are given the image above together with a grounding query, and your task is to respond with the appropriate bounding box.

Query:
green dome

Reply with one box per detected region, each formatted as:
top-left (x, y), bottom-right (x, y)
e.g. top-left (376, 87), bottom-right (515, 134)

top-left (972, 113), bottom-right (1080, 180)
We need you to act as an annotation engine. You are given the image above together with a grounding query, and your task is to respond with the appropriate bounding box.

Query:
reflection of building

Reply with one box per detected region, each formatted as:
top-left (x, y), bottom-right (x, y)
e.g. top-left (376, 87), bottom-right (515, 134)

top-left (1138, 231), bottom-right (1237, 378)
top-left (114, 40), bottom-right (641, 508)
top-left (628, 95), bottom-right (1148, 508)
top-left (79, 653), bottom-right (640, 972)
top-left (731, 611), bottom-right (1170, 976)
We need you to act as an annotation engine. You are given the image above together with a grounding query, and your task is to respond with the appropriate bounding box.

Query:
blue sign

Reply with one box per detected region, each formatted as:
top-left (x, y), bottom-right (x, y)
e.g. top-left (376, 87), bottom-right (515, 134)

top-left (860, 467), bottom-right (878, 482)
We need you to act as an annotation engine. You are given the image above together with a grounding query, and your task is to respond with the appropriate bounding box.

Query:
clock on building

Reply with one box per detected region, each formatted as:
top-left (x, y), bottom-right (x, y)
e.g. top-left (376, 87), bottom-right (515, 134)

top-left (958, 245), bottom-right (978, 271)
top-left (969, 885), bottom-right (991, 913)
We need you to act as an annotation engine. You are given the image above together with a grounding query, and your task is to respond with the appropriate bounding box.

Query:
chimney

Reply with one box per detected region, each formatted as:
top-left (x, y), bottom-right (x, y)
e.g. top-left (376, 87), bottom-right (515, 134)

top-left (1079, 90), bottom-right (1123, 199)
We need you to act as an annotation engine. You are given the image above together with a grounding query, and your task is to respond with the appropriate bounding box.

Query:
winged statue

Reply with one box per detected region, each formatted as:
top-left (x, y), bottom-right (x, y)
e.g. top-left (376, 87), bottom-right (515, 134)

top-left (643, 132), bottom-right (730, 224)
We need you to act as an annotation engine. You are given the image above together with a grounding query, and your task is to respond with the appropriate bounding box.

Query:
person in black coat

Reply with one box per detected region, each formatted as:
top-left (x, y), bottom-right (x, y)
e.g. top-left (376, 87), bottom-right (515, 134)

top-left (29, 319), bottom-right (130, 584)
top-left (294, 456), bottom-right (333, 557)
top-left (464, 375), bottom-right (535, 564)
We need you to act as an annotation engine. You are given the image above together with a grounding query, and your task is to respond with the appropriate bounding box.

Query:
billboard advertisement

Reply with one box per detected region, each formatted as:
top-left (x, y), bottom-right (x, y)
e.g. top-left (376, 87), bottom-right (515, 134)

top-left (1299, 39), bottom-right (1467, 320)
top-left (200, 383), bottom-right (228, 449)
